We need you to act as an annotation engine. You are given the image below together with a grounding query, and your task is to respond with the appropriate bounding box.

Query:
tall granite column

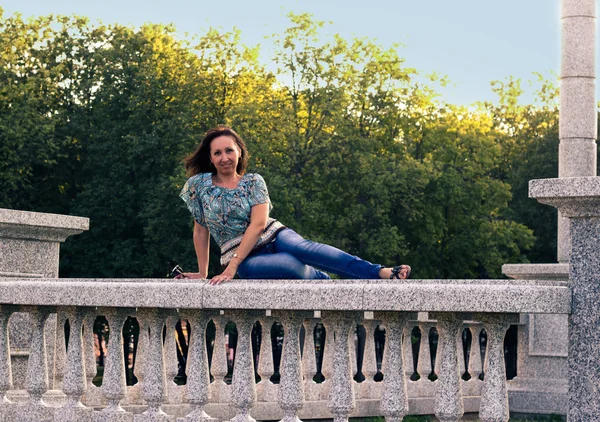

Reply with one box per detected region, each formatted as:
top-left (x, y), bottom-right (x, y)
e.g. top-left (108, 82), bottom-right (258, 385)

top-left (557, 0), bottom-right (597, 263)
top-left (530, 176), bottom-right (600, 421)
top-left (499, 1), bottom-right (597, 413)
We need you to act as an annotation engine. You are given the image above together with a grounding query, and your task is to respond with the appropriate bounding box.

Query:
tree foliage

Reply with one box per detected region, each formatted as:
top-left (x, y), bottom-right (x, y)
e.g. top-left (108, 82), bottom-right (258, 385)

top-left (0, 11), bottom-right (569, 279)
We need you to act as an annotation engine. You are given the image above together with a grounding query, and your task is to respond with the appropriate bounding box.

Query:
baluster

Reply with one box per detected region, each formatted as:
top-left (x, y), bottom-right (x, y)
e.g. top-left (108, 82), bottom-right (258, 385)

top-left (273, 311), bottom-right (311, 422)
top-left (359, 318), bottom-right (380, 399)
top-left (81, 312), bottom-right (101, 407)
top-left (96, 307), bottom-right (134, 422)
top-left (377, 312), bottom-right (415, 422)
top-left (431, 312), bottom-right (465, 422)
top-left (417, 323), bottom-right (432, 382)
top-left (165, 313), bottom-right (182, 404)
top-left (319, 318), bottom-right (334, 400)
top-left (55, 306), bottom-right (94, 421)
top-left (476, 314), bottom-right (518, 422)
top-left (18, 306), bottom-right (54, 421)
top-left (256, 315), bottom-right (275, 402)
top-left (135, 308), bottom-right (173, 421)
top-left (228, 310), bottom-right (262, 422)
top-left (209, 314), bottom-right (230, 403)
top-left (350, 324), bottom-right (358, 384)
top-left (469, 325), bottom-right (483, 382)
top-left (0, 306), bottom-right (16, 420)
top-left (324, 311), bottom-right (360, 422)
top-left (131, 314), bottom-right (147, 406)
top-left (52, 310), bottom-right (68, 392)
top-left (301, 318), bottom-right (319, 401)
top-left (178, 310), bottom-right (216, 422)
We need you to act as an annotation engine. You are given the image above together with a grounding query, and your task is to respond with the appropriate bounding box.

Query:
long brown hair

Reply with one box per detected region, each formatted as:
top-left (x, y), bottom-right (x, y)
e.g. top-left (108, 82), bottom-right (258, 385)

top-left (184, 125), bottom-right (249, 176)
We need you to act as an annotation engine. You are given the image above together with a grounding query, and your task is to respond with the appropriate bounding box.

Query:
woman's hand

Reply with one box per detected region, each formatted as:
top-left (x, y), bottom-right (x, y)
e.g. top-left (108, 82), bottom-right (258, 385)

top-left (175, 272), bottom-right (205, 279)
top-left (209, 267), bottom-right (237, 285)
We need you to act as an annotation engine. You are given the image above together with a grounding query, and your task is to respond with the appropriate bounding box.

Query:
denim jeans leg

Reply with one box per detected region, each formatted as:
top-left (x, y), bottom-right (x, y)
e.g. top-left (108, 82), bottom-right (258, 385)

top-left (273, 229), bottom-right (382, 279)
top-left (237, 251), bottom-right (331, 279)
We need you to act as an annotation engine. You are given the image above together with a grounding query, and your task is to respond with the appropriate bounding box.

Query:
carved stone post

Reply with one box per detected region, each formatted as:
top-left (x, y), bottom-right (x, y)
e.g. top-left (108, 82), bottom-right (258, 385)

top-left (468, 325), bottom-right (483, 382)
top-left (377, 312), bottom-right (416, 422)
top-left (319, 318), bottom-right (334, 401)
top-left (228, 311), bottom-right (262, 422)
top-left (55, 306), bottom-right (94, 421)
top-left (18, 306), bottom-right (54, 422)
top-left (81, 312), bottom-right (100, 407)
top-left (359, 318), bottom-right (380, 399)
top-left (430, 312), bottom-right (466, 422)
top-left (417, 322), bottom-right (433, 382)
top-left (301, 319), bottom-right (319, 401)
top-left (273, 311), bottom-right (312, 422)
top-left (165, 313), bottom-right (182, 404)
top-left (209, 314), bottom-right (230, 403)
top-left (178, 310), bottom-right (216, 422)
top-left (475, 314), bottom-right (519, 422)
top-left (95, 307), bottom-right (134, 422)
top-left (323, 311), bottom-right (360, 422)
top-left (135, 308), bottom-right (174, 421)
top-left (403, 323), bottom-right (415, 380)
top-left (256, 315), bottom-right (275, 402)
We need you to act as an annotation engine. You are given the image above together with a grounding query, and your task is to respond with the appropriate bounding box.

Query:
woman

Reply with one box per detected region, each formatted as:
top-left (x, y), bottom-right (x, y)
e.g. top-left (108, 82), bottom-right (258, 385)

top-left (178, 125), bottom-right (411, 285)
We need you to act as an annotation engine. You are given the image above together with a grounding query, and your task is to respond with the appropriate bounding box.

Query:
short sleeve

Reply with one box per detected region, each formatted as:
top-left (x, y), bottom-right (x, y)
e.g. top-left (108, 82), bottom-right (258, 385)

top-left (179, 177), bottom-right (207, 226)
top-left (247, 174), bottom-right (272, 208)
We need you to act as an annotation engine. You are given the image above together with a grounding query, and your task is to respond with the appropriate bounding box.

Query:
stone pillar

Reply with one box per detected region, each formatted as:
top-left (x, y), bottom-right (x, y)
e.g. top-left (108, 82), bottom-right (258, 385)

top-left (0, 209), bottom-right (89, 391)
top-left (530, 176), bottom-right (600, 421)
top-left (557, 0), bottom-right (597, 263)
top-left (376, 312), bottom-right (416, 422)
top-left (499, 1), bottom-right (597, 412)
top-left (272, 311), bottom-right (312, 422)
top-left (323, 311), bottom-right (360, 422)
top-left (430, 312), bottom-right (466, 422)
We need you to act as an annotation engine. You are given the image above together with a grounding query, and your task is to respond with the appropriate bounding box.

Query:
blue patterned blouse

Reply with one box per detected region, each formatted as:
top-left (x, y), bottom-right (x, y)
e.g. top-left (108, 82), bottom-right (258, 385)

top-left (180, 173), bottom-right (283, 264)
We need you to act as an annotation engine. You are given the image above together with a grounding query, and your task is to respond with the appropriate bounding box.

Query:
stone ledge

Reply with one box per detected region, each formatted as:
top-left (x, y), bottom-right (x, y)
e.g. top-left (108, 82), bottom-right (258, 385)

top-left (0, 278), bottom-right (571, 314)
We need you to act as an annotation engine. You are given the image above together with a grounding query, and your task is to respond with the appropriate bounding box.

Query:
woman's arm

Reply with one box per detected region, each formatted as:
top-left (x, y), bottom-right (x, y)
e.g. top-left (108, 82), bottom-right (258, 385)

top-left (210, 202), bottom-right (269, 285)
top-left (194, 222), bottom-right (210, 278)
top-left (177, 221), bottom-right (210, 279)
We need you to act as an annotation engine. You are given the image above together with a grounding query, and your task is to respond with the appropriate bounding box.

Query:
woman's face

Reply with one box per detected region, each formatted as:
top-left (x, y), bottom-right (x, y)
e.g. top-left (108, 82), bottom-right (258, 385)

top-left (210, 135), bottom-right (242, 176)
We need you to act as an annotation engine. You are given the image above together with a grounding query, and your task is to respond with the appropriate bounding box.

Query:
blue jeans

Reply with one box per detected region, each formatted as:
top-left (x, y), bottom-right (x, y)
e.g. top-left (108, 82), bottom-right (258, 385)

top-left (236, 228), bottom-right (383, 280)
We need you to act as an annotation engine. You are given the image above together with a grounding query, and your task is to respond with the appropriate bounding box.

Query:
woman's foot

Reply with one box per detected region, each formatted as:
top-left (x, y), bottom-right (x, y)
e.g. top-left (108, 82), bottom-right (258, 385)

top-left (379, 265), bottom-right (411, 279)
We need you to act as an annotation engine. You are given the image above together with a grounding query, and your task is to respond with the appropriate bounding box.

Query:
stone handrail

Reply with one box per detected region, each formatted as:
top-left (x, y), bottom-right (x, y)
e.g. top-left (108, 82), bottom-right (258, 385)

top-left (0, 278), bottom-right (570, 422)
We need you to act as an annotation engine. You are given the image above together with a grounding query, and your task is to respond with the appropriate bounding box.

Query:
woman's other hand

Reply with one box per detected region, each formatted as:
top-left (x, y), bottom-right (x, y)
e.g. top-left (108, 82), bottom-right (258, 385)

top-left (174, 272), bottom-right (205, 279)
top-left (209, 268), bottom-right (236, 285)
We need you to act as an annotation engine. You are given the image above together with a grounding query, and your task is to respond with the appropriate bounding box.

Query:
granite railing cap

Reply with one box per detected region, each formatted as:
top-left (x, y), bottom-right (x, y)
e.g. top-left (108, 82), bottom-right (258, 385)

top-left (0, 278), bottom-right (571, 314)
top-left (0, 208), bottom-right (89, 241)
top-left (502, 263), bottom-right (569, 281)
top-left (529, 176), bottom-right (600, 217)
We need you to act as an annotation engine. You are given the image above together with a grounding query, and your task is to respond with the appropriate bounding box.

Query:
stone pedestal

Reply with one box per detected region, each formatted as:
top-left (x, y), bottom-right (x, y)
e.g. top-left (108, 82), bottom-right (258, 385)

top-left (530, 176), bottom-right (600, 420)
top-left (501, 264), bottom-right (568, 415)
top-left (0, 209), bottom-right (89, 390)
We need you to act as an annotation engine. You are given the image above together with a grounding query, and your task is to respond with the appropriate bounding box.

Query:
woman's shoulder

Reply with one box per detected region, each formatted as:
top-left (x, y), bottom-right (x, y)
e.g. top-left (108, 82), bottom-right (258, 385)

top-left (186, 172), bottom-right (213, 187)
top-left (242, 173), bottom-right (266, 183)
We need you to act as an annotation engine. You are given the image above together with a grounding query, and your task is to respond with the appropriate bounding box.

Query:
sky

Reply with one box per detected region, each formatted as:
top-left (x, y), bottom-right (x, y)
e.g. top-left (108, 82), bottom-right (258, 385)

top-left (1, 0), bottom-right (586, 105)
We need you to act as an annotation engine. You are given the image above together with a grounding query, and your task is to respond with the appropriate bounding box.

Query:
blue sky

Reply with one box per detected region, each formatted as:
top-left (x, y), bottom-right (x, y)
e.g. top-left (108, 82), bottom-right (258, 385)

top-left (1, 0), bottom-right (585, 105)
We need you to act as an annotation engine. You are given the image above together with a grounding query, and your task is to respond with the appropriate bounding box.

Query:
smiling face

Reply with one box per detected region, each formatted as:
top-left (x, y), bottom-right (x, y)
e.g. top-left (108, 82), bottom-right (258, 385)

top-left (210, 135), bottom-right (242, 177)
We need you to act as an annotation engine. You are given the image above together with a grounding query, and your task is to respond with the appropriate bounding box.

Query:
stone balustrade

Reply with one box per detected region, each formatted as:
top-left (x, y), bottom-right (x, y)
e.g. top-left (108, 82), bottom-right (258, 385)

top-left (0, 278), bottom-right (569, 422)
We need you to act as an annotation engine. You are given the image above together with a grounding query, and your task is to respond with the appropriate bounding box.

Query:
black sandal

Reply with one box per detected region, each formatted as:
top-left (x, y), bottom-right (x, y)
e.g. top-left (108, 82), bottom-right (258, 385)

top-left (390, 265), bottom-right (411, 279)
